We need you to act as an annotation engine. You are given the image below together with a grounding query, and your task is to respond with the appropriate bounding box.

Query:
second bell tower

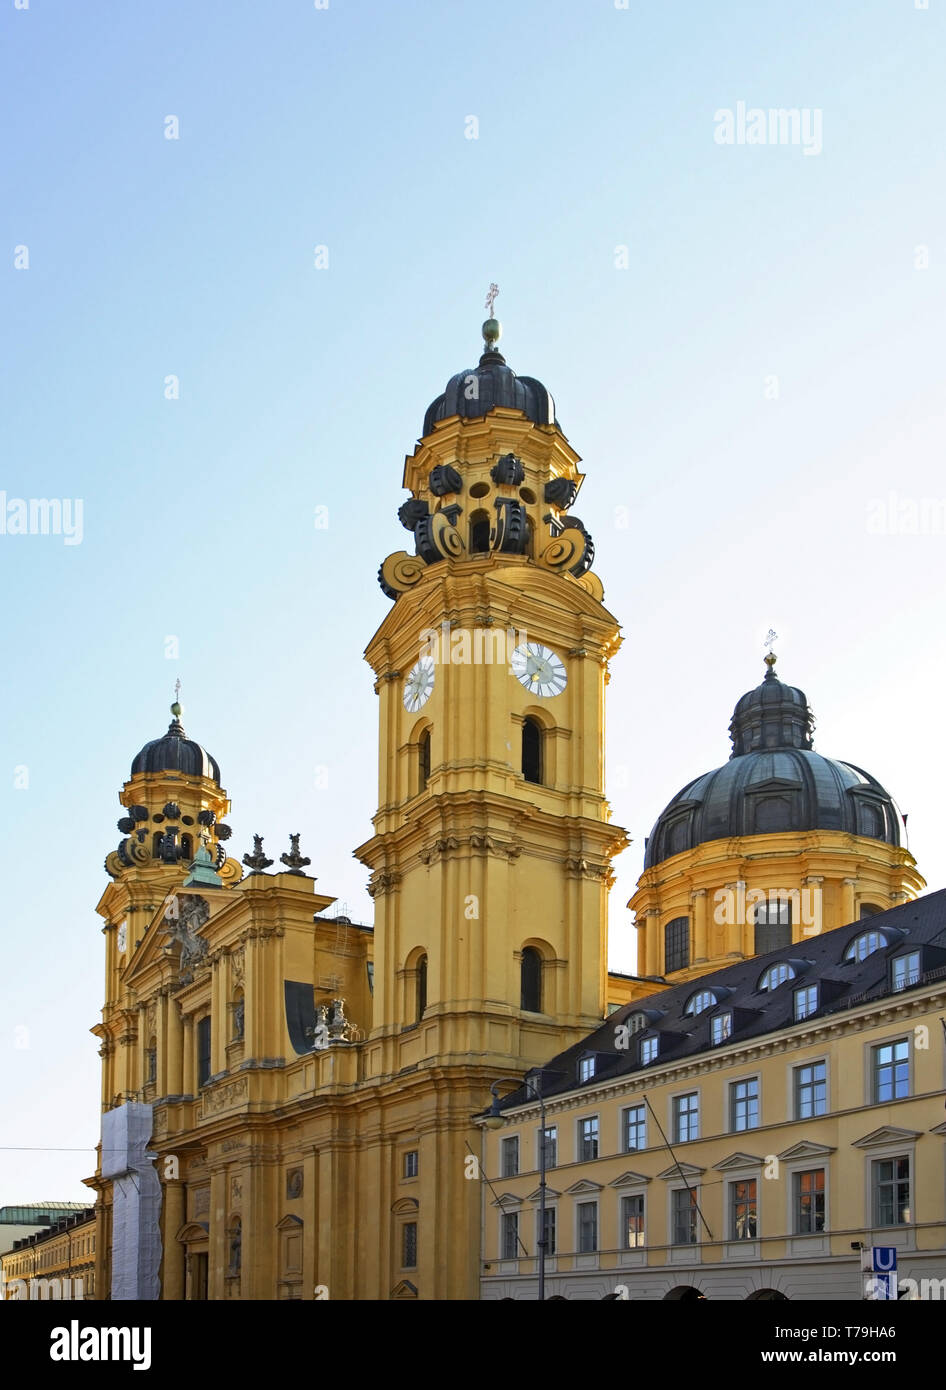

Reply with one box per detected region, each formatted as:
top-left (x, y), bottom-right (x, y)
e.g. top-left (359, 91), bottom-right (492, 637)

top-left (357, 313), bottom-right (627, 1072)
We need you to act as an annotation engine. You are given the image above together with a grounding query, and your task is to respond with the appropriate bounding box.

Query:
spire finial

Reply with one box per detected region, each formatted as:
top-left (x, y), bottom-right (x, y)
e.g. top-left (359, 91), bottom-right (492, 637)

top-left (763, 629), bottom-right (779, 678)
top-left (171, 677), bottom-right (183, 721)
top-left (482, 283), bottom-right (502, 352)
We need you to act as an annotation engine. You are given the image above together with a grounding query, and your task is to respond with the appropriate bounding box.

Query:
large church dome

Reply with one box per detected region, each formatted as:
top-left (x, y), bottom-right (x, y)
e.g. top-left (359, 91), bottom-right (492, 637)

top-left (643, 656), bottom-right (902, 869)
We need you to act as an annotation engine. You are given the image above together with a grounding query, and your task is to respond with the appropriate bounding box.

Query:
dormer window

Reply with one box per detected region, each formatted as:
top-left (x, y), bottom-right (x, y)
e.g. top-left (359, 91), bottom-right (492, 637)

top-left (711, 1012), bottom-right (732, 1045)
top-left (843, 929), bottom-right (887, 963)
top-left (578, 1055), bottom-right (596, 1083)
top-left (794, 984), bottom-right (818, 1021)
top-left (684, 988), bottom-right (717, 1017)
top-left (640, 1035), bottom-right (658, 1066)
top-left (624, 1012), bottom-right (647, 1036)
top-left (758, 962), bottom-right (796, 992)
top-left (892, 952), bottom-right (920, 992)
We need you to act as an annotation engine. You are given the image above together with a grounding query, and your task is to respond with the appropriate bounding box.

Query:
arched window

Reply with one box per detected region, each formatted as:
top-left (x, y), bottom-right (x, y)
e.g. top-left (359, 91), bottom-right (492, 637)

top-left (419, 729), bottom-right (431, 792)
top-left (520, 946), bottom-right (542, 1012)
top-left (684, 988), bottom-right (717, 1017)
top-left (152, 831), bottom-right (164, 859)
top-left (664, 918), bottom-right (690, 974)
top-left (416, 954), bottom-right (427, 1022)
top-left (522, 718), bottom-right (542, 785)
top-left (844, 930), bottom-right (886, 963)
top-left (180, 833), bottom-right (193, 862)
top-left (470, 510), bottom-right (491, 553)
top-left (758, 961), bottom-right (795, 992)
top-left (753, 898), bottom-right (792, 955)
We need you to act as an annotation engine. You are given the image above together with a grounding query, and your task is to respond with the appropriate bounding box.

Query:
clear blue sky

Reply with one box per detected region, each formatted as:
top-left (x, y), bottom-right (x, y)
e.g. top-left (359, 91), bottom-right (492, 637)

top-left (2, 0), bottom-right (944, 1199)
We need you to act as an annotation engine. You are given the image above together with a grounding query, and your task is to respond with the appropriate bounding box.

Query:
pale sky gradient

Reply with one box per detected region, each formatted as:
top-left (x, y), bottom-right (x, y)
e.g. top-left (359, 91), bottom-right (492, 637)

top-left (1, 0), bottom-right (944, 1199)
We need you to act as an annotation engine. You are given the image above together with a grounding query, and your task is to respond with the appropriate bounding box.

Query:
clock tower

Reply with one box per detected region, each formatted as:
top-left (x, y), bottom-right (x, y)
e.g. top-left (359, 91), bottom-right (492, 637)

top-left (356, 311), bottom-right (627, 1078)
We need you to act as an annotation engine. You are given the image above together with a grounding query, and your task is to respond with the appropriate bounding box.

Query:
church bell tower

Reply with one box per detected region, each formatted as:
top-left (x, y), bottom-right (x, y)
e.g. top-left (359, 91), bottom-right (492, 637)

top-left (356, 307), bottom-right (627, 1076)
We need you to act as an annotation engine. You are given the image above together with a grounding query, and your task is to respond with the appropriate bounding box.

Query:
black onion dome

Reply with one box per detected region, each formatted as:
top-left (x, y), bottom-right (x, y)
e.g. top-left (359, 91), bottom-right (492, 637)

top-left (422, 347), bottom-right (557, 437)
top-left (643, 660), bottom-right (900, 869)
top-left (131, 712), bottom-right (220, 783)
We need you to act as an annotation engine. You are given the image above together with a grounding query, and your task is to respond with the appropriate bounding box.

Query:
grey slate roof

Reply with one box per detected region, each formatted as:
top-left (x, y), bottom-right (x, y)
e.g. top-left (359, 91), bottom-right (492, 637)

top-left (496, 890), bottom-right (946, 1112)
top-left (644, 667), bottom-right (901, 868)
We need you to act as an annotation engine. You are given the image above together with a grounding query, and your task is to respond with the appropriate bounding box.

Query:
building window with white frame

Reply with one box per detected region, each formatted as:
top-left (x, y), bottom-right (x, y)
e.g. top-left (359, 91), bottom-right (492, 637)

top-left (844, 929), bottom-right (887, 962)
top-left (578, 1055), bottom-right (596, 1083)
top-left (579, 1116), bottom-right (599, 1161)
top-left (872, 1038), bottom-right (910, 1103)
top-left (403, 1150), bottom-right (418, 1179)
top-left (672, 1092), bottom-right (699, 1143)
top-left (577, 1201), bottom-right (598, 1253)
top-left (730, 1077), bottom-right (759, 1131)
top-left (793, 1168), bottom-right (825, 1234)
top-left (684, 988), bottom-right (717, 1017)
top-left (539, 1205), bottom-right (556, 1256)
top-left (872, 1156), bottom-right (911, 1226)
top-left (501, 1210), bottom-right (519, 1260)
top-left (758, 961), bottom-right (795, 992)
top-left (892, 952), bottom-right (920, 992)
top-left (730, 1178), bottom-right (757, 1240)
top-left (540, 1125), bottom-right (557, 1170)
top-left (640, 1035), bottom-right (659, 1065)
top-left (671, 1187), bottom-right (698, 1245)
top-left (501, 1135), bottom-right (519, 1179)
top-left (712, 1012), bottom-right (732, 1045)
top-left (623, 1104), bottom-right (646, 1153)
top-left (621, 1193), bottom-right (645, 1249)
top-left (793, 1060), bottom-right (827, 1119)
top-left (794, 984), bottom-right (818, 1021)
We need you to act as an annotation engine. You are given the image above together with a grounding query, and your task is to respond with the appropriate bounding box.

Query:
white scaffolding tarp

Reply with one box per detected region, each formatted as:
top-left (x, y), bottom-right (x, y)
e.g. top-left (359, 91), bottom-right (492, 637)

top-left (101, 1102), bottom-right (162, 1300)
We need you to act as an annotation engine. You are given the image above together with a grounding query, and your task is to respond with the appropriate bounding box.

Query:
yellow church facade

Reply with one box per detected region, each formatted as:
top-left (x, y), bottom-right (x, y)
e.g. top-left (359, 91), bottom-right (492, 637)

top-left (87, 316), bottom-right (631, 1301)
top-left (85, 314), bottom-right (933, 1301)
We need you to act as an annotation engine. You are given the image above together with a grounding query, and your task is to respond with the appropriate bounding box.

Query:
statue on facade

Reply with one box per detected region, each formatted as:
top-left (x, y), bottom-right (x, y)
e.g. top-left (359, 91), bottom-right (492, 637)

top-left (160, 893), bottom-right (210, 970)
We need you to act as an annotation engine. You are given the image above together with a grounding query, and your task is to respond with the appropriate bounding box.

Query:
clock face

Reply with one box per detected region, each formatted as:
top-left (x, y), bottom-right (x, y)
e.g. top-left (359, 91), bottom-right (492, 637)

top-left (511, 642), bottom-right (567, 698)
top-left (403, 656), bottom-right (435, 712)
top-left (116, 922), bottom-right (127, 953)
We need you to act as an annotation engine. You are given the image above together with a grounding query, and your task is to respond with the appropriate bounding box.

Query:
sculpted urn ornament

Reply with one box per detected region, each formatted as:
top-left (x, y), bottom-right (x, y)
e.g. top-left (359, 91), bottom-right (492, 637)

top-left (242, 835), bottom-right (273, 874)
top-left (280, 833), bottom-right (312, 875)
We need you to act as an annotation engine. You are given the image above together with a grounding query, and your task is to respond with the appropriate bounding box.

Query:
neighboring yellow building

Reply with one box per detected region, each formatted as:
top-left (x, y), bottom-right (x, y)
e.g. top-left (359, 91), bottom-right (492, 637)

top-left (87, 316), bottom-right (630, 1301)
top-left (2, 1208), bottom-right (96, 1300)
top-left (479, 893), bottom-right (946, 1300)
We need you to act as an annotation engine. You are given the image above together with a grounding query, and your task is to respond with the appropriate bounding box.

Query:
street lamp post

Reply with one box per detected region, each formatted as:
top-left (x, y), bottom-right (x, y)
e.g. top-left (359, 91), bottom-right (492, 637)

top-left (485, 1073), bottom-right (547, 1301)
